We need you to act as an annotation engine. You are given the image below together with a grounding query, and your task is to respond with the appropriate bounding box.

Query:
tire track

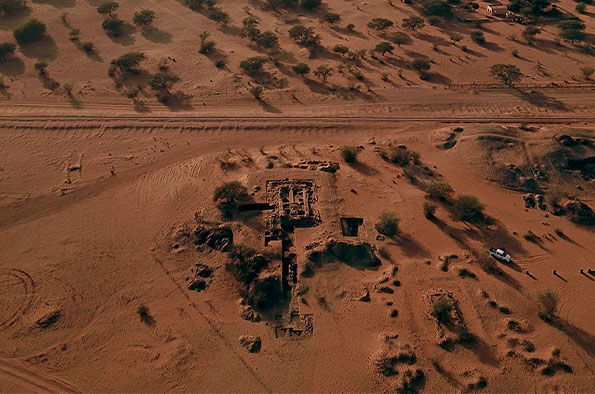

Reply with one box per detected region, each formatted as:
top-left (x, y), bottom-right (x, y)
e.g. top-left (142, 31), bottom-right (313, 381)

top-left (0, 269), bottom-right (35, 330)
top-left (0, 357), bottom-right (80, 394)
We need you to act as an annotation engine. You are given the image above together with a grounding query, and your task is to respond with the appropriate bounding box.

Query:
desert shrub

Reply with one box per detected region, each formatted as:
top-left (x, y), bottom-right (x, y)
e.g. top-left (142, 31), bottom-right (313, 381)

top-left (97, 1), bottom-right (119, 17)
top-left (215, 59), bottom-right (225, 68)
top-left (213, 181), bottom-right (250, 205)
top-left (477, 251), bottom-right (503, 275)
top-left (490, 64), bottom-right (524, 86)
top-left (240, 56), bottom-right (268, 74)
top-left (509, 0), bottom-right (550, 15)
top-left (554, 227), bottom-right (564, 236)
top-left (374, 41), bottom-right (394, 55)
top-left (63, 83), bottom-right (74, 96)
top-left (423, 201), bottom-right (437, 219)
top-left (575, 2), bottom-right (587, 13)
top-left (340, 145), bottom-right (360, 163)
top-left (208, 7), bottom-right (229, 25)
top-left (471, 31), bottom-right (485, 44)
top-left (301, 0), bottom-right (321, 9)
top-left (109, 52), bottom-right (145, 76)
top-left (34, 60), bottom-right (48, 75)
top-left (288, 25), bottom-right (321, 49)
top-left (137, 304), bottom-right (155, 325)
top-left (133, 9), bottom-right (155, 29)
top-left (321, 12), bottom-right (340, 24)
top-left (102, 17), bottom-right (124, 36)
top-left (0, 0), bottom-right (28, 16)
top-left (0, 42), bottom-right (16, 62)
top-left (346, 23), bottom-right (355, 31)
top-left (199, 40), bottom-right (215, 54)
top-left (524, 230), bottom-right (539, 243)
top-left (256, 31), bottom-right (278, 48)
top-left (248, 276), bottom-right (282, 309)
top-left (431, 296), bottom-right (452, 323)
top-left (225, 245), bottom-right (266, 285)
top-left (313, 64), bottom-right (333, 82)
top-left (537, 290), bottom-right (559, 322)
top-left (425, 179), bottom-right (453, 200)
top-left (81, 41), bottom-right (95, 53)
top-left (421, 0), bottom-right (452, 17)
top-left (376, 211), bottom-right (400, 236)
top-left (452, 195), bottom-right (486, 223)
top-left (13, 19), bottom-right (47, 44)
top-left (368, 17), bottom-right (394, 31)
top-left (402, 16), bottom-right (424, 31)
top-left (149, 72), bottom-right (180, 92)
top-left (385, 146), bottom-right (418, 166)
top-left (458, 268), bottom-right (477, 279)
top-left (522, 26), bottom-right (541, 43)
top-left (580, 66), bottom-right (594, 80)
top-left (450, 32), bottom-right (462, 45)
top-left (333, 44), bottom-right (349, 55)
top-left (411, 58), bottom-right (430, 72)
top-left (292, 62), bottom-right (310, 77)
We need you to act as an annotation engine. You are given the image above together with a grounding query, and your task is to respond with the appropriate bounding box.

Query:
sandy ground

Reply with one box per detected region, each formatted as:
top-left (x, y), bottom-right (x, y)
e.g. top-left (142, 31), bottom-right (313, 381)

top-left (0, 113), bottom-right (593, 392)
top-left (1, 0), bottom-right (594, 391)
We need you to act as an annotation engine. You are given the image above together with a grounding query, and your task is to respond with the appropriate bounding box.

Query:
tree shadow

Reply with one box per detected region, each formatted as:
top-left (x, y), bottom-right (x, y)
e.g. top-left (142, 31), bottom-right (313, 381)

top-left (331, 25), bottom-right (365, 38)
top-left (513, 89), bottom-right (568, 111)
top-left (19, 36), bottom-right (59, 61)
top-left (350, 161), bottom-right (380, 176)
top-left (0, 8), bottom-right (31, 31)
top-left (163, 91), bottom-right (194, 111)
top-left (303, 78), bottom-right (332, 95)
top-left (425, 72), bottom-right (452, 85)
top-left (482, 41), bottom-right (505, 52)
top-left (0, 58), bottom-right (25, 76)
top-left (257, 97), bottom-right (281, 113)
top-left (141, 28), bottom-right (172, 44)
top-left (32, 0), bottom-right (75, 7)
top-left (390, 232), bottom-right (431, 258)
top-left (108, 23), bottom-right (137, 46)
top-left (551, 318), bottom-right (595, 357)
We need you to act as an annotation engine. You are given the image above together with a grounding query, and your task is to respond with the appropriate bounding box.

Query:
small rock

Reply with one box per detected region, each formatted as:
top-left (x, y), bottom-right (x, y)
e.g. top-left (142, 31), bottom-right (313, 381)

top-left (239, 335), bottom-right (261, 353)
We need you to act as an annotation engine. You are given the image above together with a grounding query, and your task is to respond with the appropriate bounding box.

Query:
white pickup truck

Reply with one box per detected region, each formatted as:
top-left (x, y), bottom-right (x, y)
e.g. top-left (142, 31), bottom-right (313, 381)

top-left (490, 248), bottom-right (511, 263)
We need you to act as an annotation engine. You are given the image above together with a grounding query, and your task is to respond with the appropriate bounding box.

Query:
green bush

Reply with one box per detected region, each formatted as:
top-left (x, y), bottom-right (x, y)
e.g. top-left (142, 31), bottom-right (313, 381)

top-left (431, 296), bottom-right (452, 324)
top-left (14, 19), bottom-right (47, 44)
top-left (292, 62), bottom-right (310, 77)
top-left (537, 290), bottom-right (559, 322)
top-left (102, 17), bottom-right (124, 36)
top-left (133, 9), bottom-right (155, 29)
top-left (452, 195), bottom-right (485, 223)
top-left (239, 56), bottom-right (268, 74)
top-left (0, 42), bottom-right (16, 62)
top-left (425, 179), bottom-right (453, 200)
top-left (376, 211), bottom-right (400, 236)
top-left (340, 145), bottom-right (359, 163)
top-left (423, 201), bottom-right (437, 219)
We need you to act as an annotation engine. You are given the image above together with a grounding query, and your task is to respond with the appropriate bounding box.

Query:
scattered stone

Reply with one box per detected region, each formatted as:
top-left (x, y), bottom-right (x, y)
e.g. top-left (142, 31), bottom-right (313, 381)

top-left (390, 309), bottom-right (399, 318)
top-left (359, 290), bottom-right (371, 302)
top-left (379, 286), bottom-right (394, 294)
top-left (194, 224), bottom-right (233, 250)
top-left (238, 303), bottom-right (261, 322)
top-left (238, 335), bottom-right (261, 353)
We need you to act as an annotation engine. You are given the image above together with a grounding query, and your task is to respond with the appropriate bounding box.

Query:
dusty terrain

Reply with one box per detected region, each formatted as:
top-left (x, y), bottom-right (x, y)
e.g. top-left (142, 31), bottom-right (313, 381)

top-left (1, 0), bottom-right (595, 392)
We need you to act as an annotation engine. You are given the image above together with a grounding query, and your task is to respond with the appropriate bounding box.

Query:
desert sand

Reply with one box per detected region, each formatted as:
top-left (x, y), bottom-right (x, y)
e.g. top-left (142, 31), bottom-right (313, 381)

top-left (1, 0), bottom-right (594, 392)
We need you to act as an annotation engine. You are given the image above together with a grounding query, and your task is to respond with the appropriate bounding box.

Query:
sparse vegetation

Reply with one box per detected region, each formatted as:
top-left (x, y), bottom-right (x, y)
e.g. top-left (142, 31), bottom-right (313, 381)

top-left (289, 25), bottom-right (321, 49)
top-left (376, 211), bottom-right (400, 237)
top-left (14, 19), bottom-right (47, 44)
top-left (97, 2), bottom-right (119, 18)
top-left (0, 42), bottom-right (16, 62)
top-left (240, 56), bottom-right (268, 74)
top-left (431, 296), bottom-right (452, 324)
top-left (102, 17), bottom-right (124, 37)
top-left (213, 181), bottom-right (250, 218)
top-left (423, 201), bottom-right (437, 219)
top-left (292, 63), bottom-right (310, 77)
top-left (402, 16), bottom-right (424, 31)
top-left (340, 145), bottom-right (360, 163)
top-left (471, 31), bottom-right (485, 45)
top-left (368, 18), bottom-right (394, 32)
top-left (425, 179), bottom-right (453, 201)
top-left (537, 290), bottom-right (559, 322)
top-left (313, 64), bottom-right (333, 83)
top-left (452, 195), bottom-right (486, 223)
top-left (477, 252), bottom-right (503, 275)
top-left (490, 64), bottom-right (524, 86)
top-left (133, 10), bottom-right (156, 30)
top-left (34, 60), bottom-right (48, 76)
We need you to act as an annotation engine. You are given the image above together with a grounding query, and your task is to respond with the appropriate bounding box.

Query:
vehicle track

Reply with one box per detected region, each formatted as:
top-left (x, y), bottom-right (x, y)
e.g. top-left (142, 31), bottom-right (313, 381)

top-left (0, 269), bottom-right (35, 330)
top-left (0, 115), bottom-right (593, 124)
top-left (0, 357), bottom-right (80, 393)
